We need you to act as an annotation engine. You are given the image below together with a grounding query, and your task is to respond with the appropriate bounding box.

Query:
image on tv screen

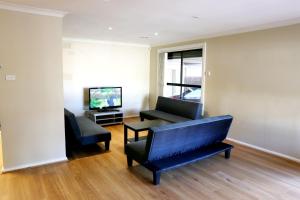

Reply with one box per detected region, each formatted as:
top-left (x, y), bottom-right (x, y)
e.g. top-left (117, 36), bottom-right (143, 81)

top-left (90, 87), bottom-right (121, 109)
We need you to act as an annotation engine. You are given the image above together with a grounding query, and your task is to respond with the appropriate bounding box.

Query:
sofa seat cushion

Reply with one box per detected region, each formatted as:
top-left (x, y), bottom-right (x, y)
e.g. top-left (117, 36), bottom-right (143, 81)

top-left (140, 110), bottom-right (190, 123)
top-left (125, 140), bottom-right (147, 163)
top-left (76, 116), bottom-right (111, 145)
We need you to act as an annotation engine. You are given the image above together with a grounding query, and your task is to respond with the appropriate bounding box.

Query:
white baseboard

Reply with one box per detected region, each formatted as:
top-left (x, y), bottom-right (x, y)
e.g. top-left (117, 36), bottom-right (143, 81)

top-left (227, 138), bottom-right (300, 164)
top-left (1, 156), bottom-right (68, 173)
top-left (123, 115), bottom-right (139, 119)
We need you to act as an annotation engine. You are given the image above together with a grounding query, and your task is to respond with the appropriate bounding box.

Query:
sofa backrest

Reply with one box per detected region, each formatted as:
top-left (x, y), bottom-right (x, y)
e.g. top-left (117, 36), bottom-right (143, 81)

top-left (64, 108), bottom-right (81, 139)
top-left (155, 96), bottom-right (202, 119)
top-left (145, 115), bottom-right (233, 161)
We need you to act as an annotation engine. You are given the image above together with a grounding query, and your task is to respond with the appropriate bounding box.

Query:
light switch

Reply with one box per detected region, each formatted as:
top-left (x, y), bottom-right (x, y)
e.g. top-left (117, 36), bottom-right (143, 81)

top-left (205, 71), bottom-right (211, 77)
top-left (5, 75), bottom-right (16, 81)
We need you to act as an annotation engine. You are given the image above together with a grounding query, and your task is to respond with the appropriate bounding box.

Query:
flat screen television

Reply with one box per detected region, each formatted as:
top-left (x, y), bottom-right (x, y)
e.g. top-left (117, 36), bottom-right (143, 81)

top-left (89, 87), bottom-right (122, 110)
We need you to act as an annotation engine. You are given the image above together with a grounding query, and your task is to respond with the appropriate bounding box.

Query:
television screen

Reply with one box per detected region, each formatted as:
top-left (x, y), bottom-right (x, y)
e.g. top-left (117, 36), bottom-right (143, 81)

top-left (89, 87), bottom-right (122, 110)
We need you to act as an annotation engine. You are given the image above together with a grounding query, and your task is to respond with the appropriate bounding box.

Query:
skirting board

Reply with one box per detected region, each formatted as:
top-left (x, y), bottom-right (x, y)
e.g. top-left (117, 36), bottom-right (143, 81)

top-left (1, 156), bottom-right (68, 173)
top-left (123, 115), bottom-right (139, 119)
top-left (227, 138), bottom-right (300, 164)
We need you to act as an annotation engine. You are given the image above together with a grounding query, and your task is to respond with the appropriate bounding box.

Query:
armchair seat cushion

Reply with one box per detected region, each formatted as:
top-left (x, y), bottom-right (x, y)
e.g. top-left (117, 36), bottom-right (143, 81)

top-left (76, 117), bottom-right (111, 145)
top-left (125, 140), bottom-right (147, 163)
top-left (76, 116), bottom-right (110, 136)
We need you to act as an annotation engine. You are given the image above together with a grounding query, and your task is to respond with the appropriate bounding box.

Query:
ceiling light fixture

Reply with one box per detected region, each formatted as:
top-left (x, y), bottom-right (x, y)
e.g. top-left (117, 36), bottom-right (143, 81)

top-left (140, 36), bottom-right (150, 39)
top-left (192, 16), bottom-right (200, 19)
top-left (108, 26), bottom-right (113, 30)
top-left (154, 32), bottom-right (159, 36)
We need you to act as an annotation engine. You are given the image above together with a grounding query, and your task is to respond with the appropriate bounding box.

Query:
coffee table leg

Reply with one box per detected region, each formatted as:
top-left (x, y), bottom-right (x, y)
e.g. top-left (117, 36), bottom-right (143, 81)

top-left (135, 131), bottom-right (139, 141)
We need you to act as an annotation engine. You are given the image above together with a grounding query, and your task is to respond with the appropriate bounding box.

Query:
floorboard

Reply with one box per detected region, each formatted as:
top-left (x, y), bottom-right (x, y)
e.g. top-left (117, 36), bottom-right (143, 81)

top-left (0, 118), bottom-right (299, 200)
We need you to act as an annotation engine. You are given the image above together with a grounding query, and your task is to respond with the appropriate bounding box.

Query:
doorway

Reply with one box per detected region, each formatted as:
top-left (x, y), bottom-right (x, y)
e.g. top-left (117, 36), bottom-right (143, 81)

top-left (163, 49), bottom-right (203, 102)
top-left (157, 43), bottom-right (206, 114)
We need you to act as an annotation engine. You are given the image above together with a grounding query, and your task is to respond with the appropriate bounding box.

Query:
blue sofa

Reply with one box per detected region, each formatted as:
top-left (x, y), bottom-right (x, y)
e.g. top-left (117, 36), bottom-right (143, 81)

top-left (125, 115), bottom-right (233, 185)
top-left (64, 108), bottom-right (111, 157)
top-left (140, 96), bottom-right (203, 122)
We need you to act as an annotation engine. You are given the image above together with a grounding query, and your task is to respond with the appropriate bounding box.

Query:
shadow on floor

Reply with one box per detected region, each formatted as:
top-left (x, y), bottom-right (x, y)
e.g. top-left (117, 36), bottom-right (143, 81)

top-left (67, 144), bottom-right (108, 160)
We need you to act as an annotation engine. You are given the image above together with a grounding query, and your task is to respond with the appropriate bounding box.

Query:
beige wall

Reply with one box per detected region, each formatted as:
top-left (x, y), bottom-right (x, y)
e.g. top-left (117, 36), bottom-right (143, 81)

top-left (150, 24), bottom-right (300, 160)
top-left (63, 40), bottom-right (150, 116)
top-left (0, 10), bottom-right (65, 170)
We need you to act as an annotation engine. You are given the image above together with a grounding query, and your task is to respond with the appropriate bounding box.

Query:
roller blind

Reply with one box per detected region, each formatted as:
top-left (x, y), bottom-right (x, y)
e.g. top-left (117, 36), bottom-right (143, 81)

top-left (167, 49), bottom-right (202, 59)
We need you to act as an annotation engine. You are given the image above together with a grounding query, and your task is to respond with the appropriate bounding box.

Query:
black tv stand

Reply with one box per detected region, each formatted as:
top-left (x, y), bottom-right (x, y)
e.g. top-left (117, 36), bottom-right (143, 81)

top-left (97, 108), bottom-right (120, 113)
top-left (86, 110), bottom-right (123, 126)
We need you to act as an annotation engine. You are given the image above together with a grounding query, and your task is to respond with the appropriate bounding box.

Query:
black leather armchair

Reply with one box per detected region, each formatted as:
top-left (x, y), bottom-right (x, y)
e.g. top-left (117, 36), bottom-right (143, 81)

top-left (64, 108), bottom-right (111, 157)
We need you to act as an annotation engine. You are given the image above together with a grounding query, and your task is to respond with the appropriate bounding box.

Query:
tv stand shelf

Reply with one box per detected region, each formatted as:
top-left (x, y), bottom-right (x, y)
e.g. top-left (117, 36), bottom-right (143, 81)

top-left (86, 110), bottom-right (123, 126)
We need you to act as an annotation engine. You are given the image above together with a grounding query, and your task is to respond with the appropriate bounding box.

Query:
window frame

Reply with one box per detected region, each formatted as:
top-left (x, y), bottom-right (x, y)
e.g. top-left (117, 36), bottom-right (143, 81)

top-left (166, 49), bottom-right (202, 100)
top-left (157, 43), bottom-right (206, 115)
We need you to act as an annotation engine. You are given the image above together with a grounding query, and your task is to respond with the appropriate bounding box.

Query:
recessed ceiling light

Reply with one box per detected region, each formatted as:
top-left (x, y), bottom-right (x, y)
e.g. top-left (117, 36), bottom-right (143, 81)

top-left (154, 32), bottom-right (159, 36)
top-left (108, 27), bottom-right (113, 30)
top-left (192, 16), bottom-right (200, 19)
top-left (140, 36), bottom-right (150, 39)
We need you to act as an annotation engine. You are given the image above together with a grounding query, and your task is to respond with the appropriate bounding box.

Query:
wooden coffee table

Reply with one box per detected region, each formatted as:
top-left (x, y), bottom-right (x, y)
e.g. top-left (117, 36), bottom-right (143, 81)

top-left (124, 119), bottom-right (170, 146)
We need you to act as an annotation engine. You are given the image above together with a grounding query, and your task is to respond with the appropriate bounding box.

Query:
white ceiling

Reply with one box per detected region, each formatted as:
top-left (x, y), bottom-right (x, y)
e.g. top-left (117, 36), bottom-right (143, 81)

top-left (2, 0), bottom-right (300, 46)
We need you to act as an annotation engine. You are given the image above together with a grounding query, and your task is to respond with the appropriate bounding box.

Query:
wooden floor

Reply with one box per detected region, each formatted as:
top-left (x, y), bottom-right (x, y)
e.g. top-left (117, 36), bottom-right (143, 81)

top-left (0, 118), bottom-right (299, 200)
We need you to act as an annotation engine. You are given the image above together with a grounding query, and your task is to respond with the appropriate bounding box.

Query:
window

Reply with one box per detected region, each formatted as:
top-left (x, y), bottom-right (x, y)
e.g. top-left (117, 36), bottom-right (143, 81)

top-left (163, 49), bottom-right (202, 102)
